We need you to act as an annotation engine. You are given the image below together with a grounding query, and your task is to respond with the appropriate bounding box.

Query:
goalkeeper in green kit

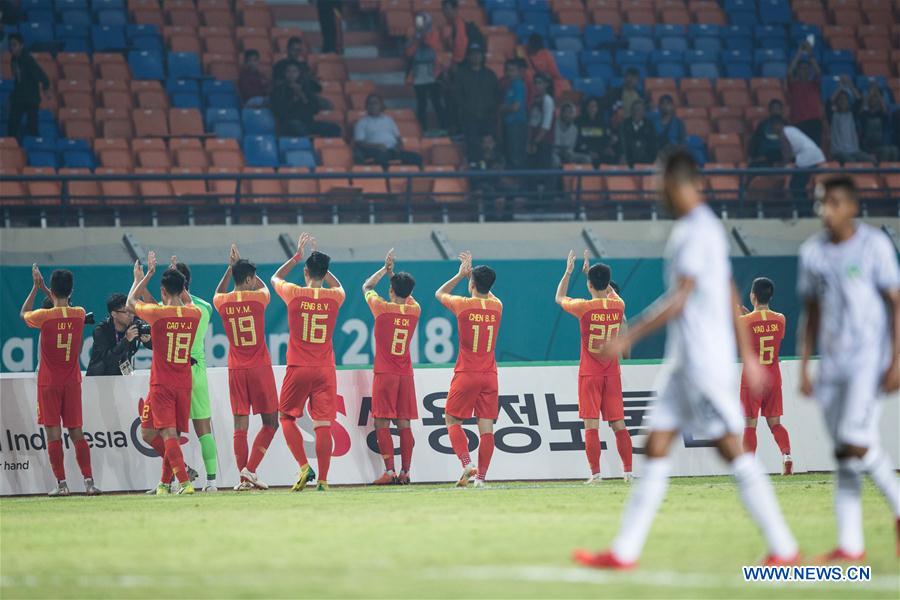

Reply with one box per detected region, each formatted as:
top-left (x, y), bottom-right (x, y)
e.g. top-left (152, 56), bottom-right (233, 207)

top-left (173, 257), bottom-right (219, 492)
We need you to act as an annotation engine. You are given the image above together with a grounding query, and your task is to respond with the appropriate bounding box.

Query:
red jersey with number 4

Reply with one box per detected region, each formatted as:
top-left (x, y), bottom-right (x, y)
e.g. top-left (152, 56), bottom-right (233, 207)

top-left (366, 291), bottom-right (420, 375)
top-left (440, 294), bottom-right (503, 373)
top-left (24, 306), bottom-right (86, 386)
top-left (214, 288), bottom-right (272, 369)
top-left (275, 281), bottom-right (345, 367)
top-left (560, 296), bottom-right (625, 376)
top-left (135, 302), bottom-right (201, 389)
top-left (739, 309), bottom-right (785, 380)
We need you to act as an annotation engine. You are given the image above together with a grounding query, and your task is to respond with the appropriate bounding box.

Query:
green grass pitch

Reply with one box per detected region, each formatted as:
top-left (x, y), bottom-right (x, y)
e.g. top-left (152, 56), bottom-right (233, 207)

top-left (1, 474), bottom-right (898, 599)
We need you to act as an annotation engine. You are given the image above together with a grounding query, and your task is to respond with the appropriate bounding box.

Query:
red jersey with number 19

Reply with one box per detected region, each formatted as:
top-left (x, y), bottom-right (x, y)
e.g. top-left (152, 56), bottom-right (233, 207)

top-left (135, 302), bottom-right (201, 389)
top-left (213, 288), bottom-right (272, 369)
top-left (739, 309), bottom-right (785, 381)
top-left (367, 291), bottom-right (420, 375)
top-left (274, 281), bottom-right (345, 367)
top-left (560, 296), bottom-right (625, 376)
top-left (24, 306), bottom-right (86, 386)
top-left (440, 294), bottom-right (503, 373)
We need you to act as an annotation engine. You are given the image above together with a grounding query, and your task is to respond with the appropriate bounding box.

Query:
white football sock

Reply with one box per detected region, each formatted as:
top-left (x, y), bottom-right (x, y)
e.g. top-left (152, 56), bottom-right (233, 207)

top-left (611, 458), bottom-right (671, 562)
top-left (732, 453), bottom-right (798, 558)
top-left (861, 448), bottom-right (900, 518)
top-left (836, 458), bottom-right (865, 555)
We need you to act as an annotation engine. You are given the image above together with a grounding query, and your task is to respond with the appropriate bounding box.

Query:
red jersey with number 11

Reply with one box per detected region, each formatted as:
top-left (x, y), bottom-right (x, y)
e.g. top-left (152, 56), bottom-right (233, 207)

top-left (24, 306), bottom-right (86, 386)
top-left (274, 281), bottom-right (345, 367)
top-left (366, 291), bottom-right (420, 375)
top-left (135, 302), bottom-right (201, 389)
top-left (441, 294), bottom-right (503, 373)
top-left (739, 309), bottom-right (785, 381)
top-left (214, 288), bottom-right (272, 369)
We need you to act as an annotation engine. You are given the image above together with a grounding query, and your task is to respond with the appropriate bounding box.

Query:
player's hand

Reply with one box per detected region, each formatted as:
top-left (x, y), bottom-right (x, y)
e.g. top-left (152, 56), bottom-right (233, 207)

top-left (132, 259), bottom-right (144, 281)
top-left (125, 324), bottom-right (139, 342)
top-left (582, 249), bottom-right (590, 275)
top-left (799, 367), bottom-right (814, 398)
top-left (458, 251), bottom-right (473, 277)
top-left (296, 232), bottom-right (312, 259)
top-left (385, 248), bottom-right (395, 274)
top-left (147, 251), bottom-right (157, 276)
top-left (565, 250), bottom-right (576, 275)
top-left (31, 263), bottom-right (44, 288)
top-left (229, 244), bottom-right (240, 266)
top-left (169, 255), bottom-right (177, 269)
top-left (881, 359), bottom-right (900, 393)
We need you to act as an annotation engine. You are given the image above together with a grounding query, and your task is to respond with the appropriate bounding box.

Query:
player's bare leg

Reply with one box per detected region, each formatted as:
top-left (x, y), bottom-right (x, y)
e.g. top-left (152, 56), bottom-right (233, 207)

top-left (764, 416), bottom-right (793, 475)
top-left (445, 413), bottom-right (476, 487)
top-left (44, 426), bottom-right (70, 497)
top-left (743, 417), bottom-right (758, 454)
top-left (240, 412), bottom-right (277, 490)
top-left (583, 418), bottom-right (602, 485)
top-left (313, 418), bottom-right (333, 491)
top-left (193, 417), bottom-right (218, 492)
top-left (67, 427), bottom-right (100, 495)
top-left (160, 426), bottom-right (195, 495)
top-left (473, 418), bottom-right (495, 488)
top-left (396, 419), bottom-right (413, 484)
top-left (280, 411), bottom-right (316, 491)
top-left (608, 419), bottom-right (633, 482)
top-left (373, 417), bottom-right (397, 485)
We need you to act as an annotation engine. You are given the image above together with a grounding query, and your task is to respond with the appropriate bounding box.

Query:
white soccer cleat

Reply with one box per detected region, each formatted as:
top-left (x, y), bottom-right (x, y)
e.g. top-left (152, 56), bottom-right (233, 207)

top-left (584, 473), bottom-right (602, 485)
top-left (623, 472), bottom-right (635, 483)
top-left (48, 482), bottom-right (70, 497)
top-left (84, 478), bottom-right (102, 496)
top-left (472, 478), bottom-right (487, 489)
top-left (456, 465), bottom-right (478, 487)
top-left (240, 467), bottom-right (269, 490)
top-left (234, 481), bottom-right (254, 491)
top-left (203, 483), bottom-right (218, 493)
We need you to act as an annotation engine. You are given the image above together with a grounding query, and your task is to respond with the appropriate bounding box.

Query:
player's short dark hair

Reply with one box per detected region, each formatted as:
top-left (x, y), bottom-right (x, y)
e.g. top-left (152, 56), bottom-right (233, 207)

top-left (822, 175), bottom-right (857, 201)
top-left (390, 272), bottom-right (415, 298)
top-left (161, 268), bottom-right (186, 296)
top-left (752, 277), bottom-right (774, 305)
top-left (662, 147), bottom-right (699, 183)
top-left (588, 263), bottom-right (612, 291)
top-left (174, 262), bottom-right (191, 289)
top-left (305, 251), bottom-right (330, 279)
top-left (49, 270), bottom-right (74, 298)
top-left (471, 265), bottom-right (496, 294)
top-left (232, 259), bottom-right (257, 285)
top-left (106, 293), bottom-right (127, 314)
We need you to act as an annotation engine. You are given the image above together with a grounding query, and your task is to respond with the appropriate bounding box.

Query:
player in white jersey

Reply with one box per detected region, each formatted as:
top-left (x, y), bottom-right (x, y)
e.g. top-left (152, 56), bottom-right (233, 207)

top-left (798, 175), bottom-right (900, 561)
top-left (573, 150), bottom-right (799, 570)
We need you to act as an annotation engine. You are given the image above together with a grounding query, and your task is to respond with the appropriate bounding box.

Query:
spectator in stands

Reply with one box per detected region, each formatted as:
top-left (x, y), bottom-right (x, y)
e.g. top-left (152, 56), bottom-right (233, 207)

top-left (523, 34), bottom-right (564, 96)
top-left (770, 115), bottom-right (825, 199)
top-left (554, 103), bottom-right (590, 167)
top-left (500, 58), bottom-right (528, 170)
top-left (748, 99), bottom-right (786, 167)
top-left (270, 62), bottom-right (341, 137)
top-left (441, 0), bottom-right (468, 66)
top-left (353, 94), bottom-right (423, 169)
top-left (6, 34), bottom-right (49, 140)
top-left (652, 94), bottom-right (685, 156)
top-left (527, 73), bottom-right (555, 171)
top-left (858, 87), bottom-right (899, 163)
top-left (406, 12), bottom-right (447, 133)
top-left (86, 294), bottom-right (152, 377)
top-left (453, 42), bottom-right (500, 165)
top-left (829, 86), bottom-right (874, 164)
top-left (273, 36), bottom-right (309, 82)
top-left (238, 50), bottom-right (270, 108)
top-left (787, 42), bottom-right (824, 147)
top-left (618, 101), bottom-right (657, 166)
top-left (575, 96), bottom-right (619, 166)
top-left (471, 134), bottom-right (514, 221)
top-left (603, 68), bottom-right (644, 128)
top-left (317, 0), bottom-right (341, 54)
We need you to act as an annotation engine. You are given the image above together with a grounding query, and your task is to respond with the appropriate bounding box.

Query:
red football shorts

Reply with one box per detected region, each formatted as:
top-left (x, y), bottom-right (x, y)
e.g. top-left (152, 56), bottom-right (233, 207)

top-left (445, 371), bottom-right (499, 420)
top-left (229, 366), bottom-right (278, 416)
top-left (279, 366), bottom-right (337, 421)
top-left (37, 383), bottom-right (83, 429)
top-left (578, 374), bottom-right (624, 421)
top-left (144, 384), bottom-right (191, 432)
top-left (372, 373), bottom-right (418, 420)
top-left (741, 371), bottom-right (783, 418)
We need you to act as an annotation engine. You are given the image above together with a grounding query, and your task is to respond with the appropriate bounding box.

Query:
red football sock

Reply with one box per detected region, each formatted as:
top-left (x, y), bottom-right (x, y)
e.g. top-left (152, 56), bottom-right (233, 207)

top-left (477, 433), bottom-right (494, 480)
top-left (280, 417), bottom-right (309, 467)
top-left (614, 429), bottom-right (633, 473)
top-left (447, 424), bottom-right (471, 467)
top-left (247, 425), bottom-right (276, 473)
top-left (148, 434), bottom-right (173, 483)
top-left (770, 424), bottom-right (791, 455)
top-left (74, 438), bottom-right (93, 479)
top-left (47, 439), bottom-right (66, 482)
top-left (743, 427), bottom-right (758, 454)
top-left (164, 437), bottom-right (189, 484)
top-left (315, 425), bottom-right (332, 482)
top-left (376, 428), bottom-right (395, 472)
top-left (399, 427), bottom-right (415, 473)
top-left (233, 429), bottom-right (249, 472)
top-left (584, 429), bottom-right (601, 475)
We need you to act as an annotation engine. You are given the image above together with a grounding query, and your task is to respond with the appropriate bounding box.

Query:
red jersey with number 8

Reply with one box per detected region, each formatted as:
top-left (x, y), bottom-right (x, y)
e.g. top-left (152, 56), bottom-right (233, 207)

top-left (366, 291), bottom-right (420, 375)
top-left (24, 306), bottom-right (86, 386)
top-left (135, 302), bottom-right (201, 389)
top-left (440, 295), bottom-right (503, 373)
top-left (213, 288), bottom-right (272, 369)
top-left (739, 309), bottom-right (785, 380)
top-left (275, 281), bottom-right (345, 367)
top-left (560, 296), bottom-right (625, 376)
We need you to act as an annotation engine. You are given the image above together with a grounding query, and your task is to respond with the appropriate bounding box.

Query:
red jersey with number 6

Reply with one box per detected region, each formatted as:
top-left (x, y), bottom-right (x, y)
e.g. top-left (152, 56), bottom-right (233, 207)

top-left (560, 296), bottom-right (625, 377)
top-left (440, 294), bottom-right (503, 373)
top-left (135, 302), bottom-right (201, 389)
top-left (274, 281), bottom-right (345, 367)
top-left (24, 306), bottom-right (86, 386)
top-left (366, 291), bottom-right (420, 375)
top-left (739, 309), bottom-right (785, 381)
top-left (213, 288), bottom-right (272, 369)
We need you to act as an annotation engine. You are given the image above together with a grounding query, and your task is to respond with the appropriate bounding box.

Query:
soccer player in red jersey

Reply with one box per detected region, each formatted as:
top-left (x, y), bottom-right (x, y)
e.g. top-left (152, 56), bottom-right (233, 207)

top-left (272, 233), bottom-right (345, 492)
top-left (213, 245), bottom-right (279, 490)
top-left (556, 250), bottom-right (633, 484)
top-left (435, 251), bottom-right (503, 488)
top-left (739, 277), bottom-right (792, 474)
top-left (20, 265), bottom-right (100, 497)
top-left (128, 252), bottom-right (202, 495)
top-left (362, 249), bottom-right (421, 485)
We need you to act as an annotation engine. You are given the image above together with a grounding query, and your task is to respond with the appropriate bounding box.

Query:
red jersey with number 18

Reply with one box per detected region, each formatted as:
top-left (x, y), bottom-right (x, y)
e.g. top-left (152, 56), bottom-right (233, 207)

top-left (366, 291), bottom-right (420, 375)
top-left (440, 294), bottom-right (503, 373)
top-left (213, 288), bottom-right (272, 369)
top-left (560, 296), bottom-right (625, 376)
top-left (134, 302), bottom-right (201, 389)
top-left (24, 306), bottom-right (86, 386)
top-left (739, 309), bottom-right (785, 381)
top-left (274, 281), bottom-right (345, 367)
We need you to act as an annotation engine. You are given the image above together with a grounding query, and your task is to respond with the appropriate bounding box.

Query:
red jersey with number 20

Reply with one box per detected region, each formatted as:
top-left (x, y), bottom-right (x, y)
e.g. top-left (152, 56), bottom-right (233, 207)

top-left (441, 294), bottom-right (503, 373)
top-left (24, 306), bottom-right (86, 386)
top-left (739, 309), bottom-right (785, 381)
top-left (275, 281), bottom-right (345, 367)
top-left (366, 291), bottom-right (420, 375)
top-left (560, 296), bottom-right (625, 376)
top-left (213, 288), bottom-right (272, 369)
top-left (135, 302), bottom-right (201, 389)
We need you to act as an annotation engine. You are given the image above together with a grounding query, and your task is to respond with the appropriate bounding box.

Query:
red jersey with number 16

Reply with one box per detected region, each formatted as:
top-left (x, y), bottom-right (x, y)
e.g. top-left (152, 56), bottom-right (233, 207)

top-left (24, 306), bottom-right (86, 386)
top-left (274, 281), bottom-right (345, 367)
top-left (213, 288), bottom-right (272, 369)
top-left (366, 291), bottom-right (420, 375)
top-left (440, 294), bottom-right (503, 373)
top-left (560, 296), bottom-right (625, 376)
top-left (739, 309), bottom-right (785, 381)
top-left (134, 302), bottom-right (201, 389)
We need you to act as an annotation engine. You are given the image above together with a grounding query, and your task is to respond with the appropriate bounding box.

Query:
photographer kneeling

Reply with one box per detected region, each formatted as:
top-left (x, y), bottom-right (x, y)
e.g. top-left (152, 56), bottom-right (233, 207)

top-left (86, 294), bottom-right (152, 376)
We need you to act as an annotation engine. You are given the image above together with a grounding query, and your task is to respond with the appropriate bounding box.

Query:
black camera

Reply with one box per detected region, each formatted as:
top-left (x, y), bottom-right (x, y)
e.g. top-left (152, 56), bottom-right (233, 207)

top-left (84, 312), bottom-right (95, 325)
top-left (138, 323), bottom-right (152, 336)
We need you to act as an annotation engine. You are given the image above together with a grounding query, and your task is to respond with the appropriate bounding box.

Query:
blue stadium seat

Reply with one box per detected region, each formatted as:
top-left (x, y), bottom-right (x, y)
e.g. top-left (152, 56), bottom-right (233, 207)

top-left (278, 136), bottom-right (313, 154)
top-left (824, 62), bottom-right (856, 77)
top-left (651, 49), bottom-right (684, 64)
top-left (656, 63), bottom-right (685, 79)
top-left (583, 25), bottom-right (615, 49)
top-left (621, 24), bottom-right (652, 38)
top-left (93, 0), bottom-right (125, 9)
top-left (730, 11), bottom-right (758, 26)
top-left (725, 63), bottom-right (754, 78)
top-left (758, 0), bottom-right (792, 25)
top-left (693, 37), bottom-right (722, 54)
top-left (213, 122), bottom-right (242, 139)
top-left (207, 91), bottom-right (239, 109)
top-left (689, 63), bottom-right (720, 78)
top-left (484, 0), bottom-right (515, 8)
top-left (789, 23), bottom-right (820, 41)
top-left (554, 36), bottom-right (583, 52)
top-left (23, 136), bottom-right (56, 152)
top-left (654, 24), bottom-right (685, 39)
top-left (573, 78), bottom-right (607, 98)
top-left (515, 23), bottom-right (547, 43)
top-left (202, 80), bottom-right (236, 95)
top-left (490, 9), bottom-right (518, 27)
top-left (172, 92), bottom-right (202, 109)
top-left (584, 63), bottom-right (615, 79)
top-left (579, 50), bottom-right (613, 66)
top-left (62, 149), bottom-right (96, 169)
top-left (551, 51), bottom-right (580, 80)
top-left (688, 24), bottom-right (720, 38)
top-left (685, 135), bottom-right (707, 165)
top-left (521, 10), bottom-right (551, 27)
top-left (25, 8), bottom-right (53, 22)
top-left (58, 8), bottom-right (91, 27)
top-left (627, 37), bottom-right (655, 53)
top-left (722, 24), bottom-right (753, 51)
top-left (167, 78), bottom-right (199, 95)
top-left (55, 0), bottom-right (89, 9)
top-left (241, 109), bottom-right (275, 135)
top-left (753, 48), bottom-right (786, 66)
top-left (823, 49), bottom-right (854, 67)
top-left (22, 0), bottom-right (52, 7)
top-left (128, 50), bottom-right (165, 80)
top-left (27, 150), bottom-right (58, 168)
top-left (283, 150), bottom-right (317, 168)
top-left (615, 49), bottom-right (648, 67)
top-left (549, 24), bottom-right (580, 39)
top-left (37, 111), bottom-right (58, 139)
top-left (243, 135), bottom-right (279, 167)
top-left (95, 8), bottom-right (127, 26)
top-left (167, 52), bottom-right (202, 79)
top-left (92, 25), bottom-right (127, 52)
top-left (759, 61), bottom-right (788, 78)
top-left (206, 107), bottom-right (240, 129)
top-left (659, 36), bottom-right (688, 52)
top-left (56, 23), bottom-right (89, 47)
top-left (20, 22), bottom-right (54, 46)
top-left (57, 138), bottom-right (90, 152)
top-left (685, 49), bottom-right (718, 64)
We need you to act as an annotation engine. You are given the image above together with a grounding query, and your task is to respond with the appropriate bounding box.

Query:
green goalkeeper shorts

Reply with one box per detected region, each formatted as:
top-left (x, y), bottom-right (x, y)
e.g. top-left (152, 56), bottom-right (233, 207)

top-left (190, 361), bottom-right (211, 420)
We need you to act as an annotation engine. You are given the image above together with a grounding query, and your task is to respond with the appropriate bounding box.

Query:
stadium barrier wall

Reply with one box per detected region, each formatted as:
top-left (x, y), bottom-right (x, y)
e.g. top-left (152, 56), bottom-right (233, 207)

top-left (2, 361), bottom-right (896, 496)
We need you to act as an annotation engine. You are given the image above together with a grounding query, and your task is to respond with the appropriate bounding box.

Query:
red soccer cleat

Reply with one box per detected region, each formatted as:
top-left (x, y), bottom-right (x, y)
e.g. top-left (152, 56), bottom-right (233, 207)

top-left (761, 552), bottom-right (801, 566)
top-left (820, 548), bottom-right (866, 563)
top-left (572, 549), bottom-right (637, 571)
top-left (372, 472), bottom-right (396, 485)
